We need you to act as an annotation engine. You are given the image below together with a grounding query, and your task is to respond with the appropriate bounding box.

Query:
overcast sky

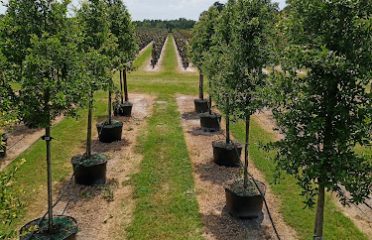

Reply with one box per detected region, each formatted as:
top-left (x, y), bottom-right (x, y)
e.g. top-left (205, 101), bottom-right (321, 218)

top-left (1, 0), bottom-right (286, 20)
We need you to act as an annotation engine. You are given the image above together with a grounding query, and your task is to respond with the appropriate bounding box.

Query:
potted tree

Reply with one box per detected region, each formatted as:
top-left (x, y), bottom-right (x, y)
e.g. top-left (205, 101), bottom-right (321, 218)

top-left (270, 0), bottom-right (372, 239)
top-left (9, 0), bottom-right (82, 238)
top-left (71, 0), bottom-right (116, 185)
top-left (217, 0), bottom-right (276, 218)
top-left (201, 2), bottom-right (243, 167)
top-left (107, 0), bottom-right (138, 117)
top-left (190, 2), bottom-right (224, 113)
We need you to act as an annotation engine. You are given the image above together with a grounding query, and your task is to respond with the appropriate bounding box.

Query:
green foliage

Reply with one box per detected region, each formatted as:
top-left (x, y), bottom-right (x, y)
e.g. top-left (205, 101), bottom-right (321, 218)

top-left (190, 3), bottom-right (224, 71)
top-left (0, 159), bottom-right (25, 239)
top-left (270, 0), bottom-right (372, 207)
top-left (106, 0), bottom-right (138, 70)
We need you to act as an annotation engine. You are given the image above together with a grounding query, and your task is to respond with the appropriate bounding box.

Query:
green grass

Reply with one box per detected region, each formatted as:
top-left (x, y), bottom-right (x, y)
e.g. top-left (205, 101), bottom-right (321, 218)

top-left (133, 42), bottom-right (153, 70)
top-left (127, 96), bottom-right (203, 240)
top-left (230, 119), bottom-right (368, 240)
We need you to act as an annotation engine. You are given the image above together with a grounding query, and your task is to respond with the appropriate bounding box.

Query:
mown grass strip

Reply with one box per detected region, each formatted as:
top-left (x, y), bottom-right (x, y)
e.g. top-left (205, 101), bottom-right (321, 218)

top-left (230, 119), bottom-right (368, 240)
top-left (127, 96), bottom-right (203, 240)
top-left (133, 43), bottom-right (153, 70)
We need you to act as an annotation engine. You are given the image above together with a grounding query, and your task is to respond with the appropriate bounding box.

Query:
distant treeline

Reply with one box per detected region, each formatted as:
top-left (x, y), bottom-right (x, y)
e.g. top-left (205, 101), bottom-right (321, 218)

top-left (134, 18), bottom-right (195, 30)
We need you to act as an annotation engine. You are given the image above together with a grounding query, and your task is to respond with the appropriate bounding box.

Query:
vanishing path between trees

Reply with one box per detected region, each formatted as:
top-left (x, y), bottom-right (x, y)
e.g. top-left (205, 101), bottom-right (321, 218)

top-left (3, 34), bottom-right (369, 240)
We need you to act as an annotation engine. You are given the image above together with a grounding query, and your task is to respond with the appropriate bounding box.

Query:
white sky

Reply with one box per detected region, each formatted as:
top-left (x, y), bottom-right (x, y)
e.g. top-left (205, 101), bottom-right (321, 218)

top-left (1, 0), bottom-right (286, 20)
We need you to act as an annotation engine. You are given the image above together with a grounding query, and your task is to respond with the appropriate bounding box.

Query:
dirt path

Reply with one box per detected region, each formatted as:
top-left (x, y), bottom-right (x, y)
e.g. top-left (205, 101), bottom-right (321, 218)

top-left (176, 95), bottom-right (297, 240)
top-left (51, 93), bottom-right (154, 240)
top-left (254, 108), bottom-right (372, 238)
top-left (0, 116), bottom-right (64, 171)
top-left (172, 37), bottom-right (197, 73)
top-left (144, 36), bottom-right (168, 72)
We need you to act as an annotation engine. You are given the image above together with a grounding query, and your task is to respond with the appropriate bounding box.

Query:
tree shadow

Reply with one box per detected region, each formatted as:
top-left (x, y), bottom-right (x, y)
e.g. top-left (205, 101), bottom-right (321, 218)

top-left (181, 111), bottom-right (200, 120)
top-left (188, 127), bottom-right (222, 136)
top-left (194, 161), bottom-right (239, 186)
top-left (91, 137), bottom-right (131, 153)
top-left (201, 207), bottom-right (272, 240)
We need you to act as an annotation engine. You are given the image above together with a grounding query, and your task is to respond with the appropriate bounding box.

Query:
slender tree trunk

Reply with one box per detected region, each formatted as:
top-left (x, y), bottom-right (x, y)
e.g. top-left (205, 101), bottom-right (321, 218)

top-left (108, 90), bottom-right (112, 125)
top-left (199, 71), bottom-right (204, 100)
top-left (120, 69), bottom-right (124, 104)
top-left (226, 96), bottom-right (230, 144)
top-left (208, 79), bottom-right (212, 115)
top-left (124, 68), bottom-right (129, 102)
top-left (243, 114), bottom-right (251, 189)
top-left (43, 88), bottom-right (53, 230)
top-left (313, 184), bottom-right (325, 240)
top-left (45, 125), bottom-right (53, 230)
top-left (86, 90), bottom-right (93, 158)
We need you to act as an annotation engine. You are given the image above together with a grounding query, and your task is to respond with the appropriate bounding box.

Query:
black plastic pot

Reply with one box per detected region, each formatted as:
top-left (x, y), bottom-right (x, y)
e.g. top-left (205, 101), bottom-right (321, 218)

top-left (72, 154), bottom-right (107, 185)
top-left (96, 120), bottom-right (123, 143)
top-left (194, 99), bottom-right (209, 113)
top-left (114, 102), bottom-right (133, 117)
top-left (212, 141), bottom-right (242, 167)
top-left (225, 181), bottom-right (266, 219)
top-left (19, 215), bottom-right (78, 240)
top-left (199, 112), bottom-right (221, 132)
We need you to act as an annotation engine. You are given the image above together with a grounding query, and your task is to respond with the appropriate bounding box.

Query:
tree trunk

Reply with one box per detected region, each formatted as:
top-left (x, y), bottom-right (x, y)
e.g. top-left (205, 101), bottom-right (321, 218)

top-left (45, 126), bottom-right (53, 230)
top-left (124, 68), bottom-right (129, 102)
top-left (119, 69), bottom-right (124, 104)
top-left (108, 90), bottom-right (112, 125)
top-left (226, 96), bottom-right (230, 144)
top-left (199, 71), bottom-right (204, 100)
top-left (313, 184), bottom-right (325, 240)
top-left (243, 115), bottom-right (251, 189)
top-left (86, 90), bottom-right (93, 158)
top-left (208, 79), bottom-right (212, 115)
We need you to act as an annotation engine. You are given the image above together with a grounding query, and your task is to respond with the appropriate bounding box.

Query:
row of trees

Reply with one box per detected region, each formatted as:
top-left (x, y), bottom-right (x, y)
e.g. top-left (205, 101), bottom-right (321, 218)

top-left (190, 0), bottom-right (371, 239)
top-left (0, 0), bottom-right (137, 237)
top-left (173, 30), bottom-right (191, 69)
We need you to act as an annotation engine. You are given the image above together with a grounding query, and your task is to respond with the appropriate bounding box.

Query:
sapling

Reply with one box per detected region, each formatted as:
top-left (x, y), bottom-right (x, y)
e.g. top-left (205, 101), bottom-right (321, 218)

top-left (12, 0), bottom-right (85, 231)
top-left (78, 0), bottom-right (117, 148)
top-left (106, 0), bottom-right (138, 116)
top-left (190, 3), bottom-right (224, 110)
top-left (270, 0), bottom-right (372, 238)
top-left (219, 0), bottom-right (276, 192)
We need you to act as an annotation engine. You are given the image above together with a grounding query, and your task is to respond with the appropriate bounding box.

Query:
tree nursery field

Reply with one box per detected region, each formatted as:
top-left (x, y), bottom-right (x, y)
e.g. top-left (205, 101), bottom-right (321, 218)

top-left (0, 0), bottom-right (371, 240)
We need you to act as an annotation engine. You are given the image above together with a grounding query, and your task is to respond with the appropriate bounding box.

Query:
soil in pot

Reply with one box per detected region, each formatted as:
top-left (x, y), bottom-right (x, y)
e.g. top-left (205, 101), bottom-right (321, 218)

top-left (194, 99), bottom-right (209, 113)
top-left (72, 154), bottom-right (108, 185)
top-left (114, 101), bottom-right (133, 117)
top-left (19, 215), bottom-right (78, 240)
top-left (96, 120), bottom-right (123, 143)
top-left (225, 179), bottom-right (266, 219)
top-left (199, 112), bottom-right (221, 132)
top-left (212, 141), bottom-right (242, 167)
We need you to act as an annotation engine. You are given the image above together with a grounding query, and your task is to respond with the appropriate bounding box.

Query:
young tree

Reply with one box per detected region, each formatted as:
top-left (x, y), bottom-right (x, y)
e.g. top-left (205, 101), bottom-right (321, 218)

top-left (78, 0), bottom-right (117, 151)
top-left (190, 2), bottom-right (224, 113)
top-left (224, 0), bottom-right (276, 190)
top-left (106, 0), bottom-right (138, 116)
top-left (270, 0), bottom-right (372, 238)
top-left (9, 0), bottom-right (84, 232)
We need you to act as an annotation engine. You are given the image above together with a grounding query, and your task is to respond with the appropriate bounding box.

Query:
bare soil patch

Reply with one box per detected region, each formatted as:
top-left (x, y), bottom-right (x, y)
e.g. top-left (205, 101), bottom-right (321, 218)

top-left (0, 116), bottom-right (64, 171)
top-left (176, 95), bottom-right (297, 240)
top-left (49, 93), bottom-right (154, 240)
